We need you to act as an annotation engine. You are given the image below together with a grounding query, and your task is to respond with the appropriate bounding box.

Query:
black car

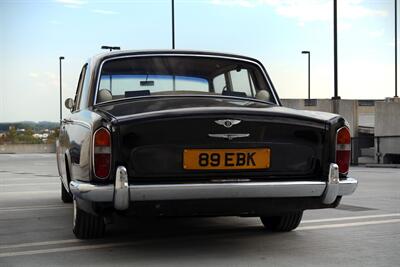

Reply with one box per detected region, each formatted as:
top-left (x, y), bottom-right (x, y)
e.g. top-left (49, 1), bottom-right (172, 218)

top-left (57, 50), bottom-right (357, 239)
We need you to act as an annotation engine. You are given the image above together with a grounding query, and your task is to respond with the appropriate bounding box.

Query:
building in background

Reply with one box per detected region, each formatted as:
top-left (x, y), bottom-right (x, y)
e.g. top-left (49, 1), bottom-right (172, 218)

top-left (282, 98), bottom-right (400, 165)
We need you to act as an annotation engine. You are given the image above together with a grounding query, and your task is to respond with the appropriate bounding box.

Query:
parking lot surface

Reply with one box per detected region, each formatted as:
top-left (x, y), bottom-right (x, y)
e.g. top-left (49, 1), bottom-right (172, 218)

top-left (0, 154), bottom-right (399, 267)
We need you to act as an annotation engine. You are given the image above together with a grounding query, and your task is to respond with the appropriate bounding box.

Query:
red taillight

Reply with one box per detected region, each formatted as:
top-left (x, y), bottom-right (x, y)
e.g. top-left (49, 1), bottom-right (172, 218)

top-left (93, 128), bottom-right (111, 179)
top-left (95, 128), bottom-right (111, 146)
top-left (336, 126), bottom-right (351, 174)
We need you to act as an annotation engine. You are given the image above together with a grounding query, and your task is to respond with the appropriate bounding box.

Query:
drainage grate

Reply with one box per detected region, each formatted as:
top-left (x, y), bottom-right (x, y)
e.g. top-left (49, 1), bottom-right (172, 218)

top-left (337, 204), bottom-right (376, 212)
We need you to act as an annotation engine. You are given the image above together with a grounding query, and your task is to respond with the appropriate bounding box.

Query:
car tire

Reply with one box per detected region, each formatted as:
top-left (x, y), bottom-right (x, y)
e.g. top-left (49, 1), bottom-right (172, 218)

top-left (61, 182), bottom-right (73, 203)
top-left (260, 211), bottom-right (303, 232)
top-left (73, 200), bottom-right (105, 239)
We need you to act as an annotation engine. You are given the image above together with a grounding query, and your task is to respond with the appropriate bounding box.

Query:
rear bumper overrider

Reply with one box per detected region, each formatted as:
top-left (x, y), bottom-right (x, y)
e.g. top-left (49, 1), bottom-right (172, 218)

top-left (69, 163), bottom-right (358, 211)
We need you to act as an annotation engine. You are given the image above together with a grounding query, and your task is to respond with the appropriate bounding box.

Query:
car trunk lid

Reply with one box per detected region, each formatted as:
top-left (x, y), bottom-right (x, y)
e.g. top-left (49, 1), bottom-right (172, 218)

top-left (95, 97), bottom-right (337, 183)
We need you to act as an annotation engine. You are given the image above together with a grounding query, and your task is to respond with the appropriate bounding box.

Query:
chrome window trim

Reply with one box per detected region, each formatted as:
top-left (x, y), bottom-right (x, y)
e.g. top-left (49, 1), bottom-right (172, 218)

top-left (70, 119), bottom-right (91, 129)
top-left (93, 53), bottom-right (280, 106)
top-left (72, 64), bottom-right (88, 113)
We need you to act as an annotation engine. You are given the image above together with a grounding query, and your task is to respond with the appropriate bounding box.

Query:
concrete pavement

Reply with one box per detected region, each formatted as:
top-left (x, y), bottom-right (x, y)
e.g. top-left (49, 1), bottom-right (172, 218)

top-left (0, 154), bottom-right (399, 266)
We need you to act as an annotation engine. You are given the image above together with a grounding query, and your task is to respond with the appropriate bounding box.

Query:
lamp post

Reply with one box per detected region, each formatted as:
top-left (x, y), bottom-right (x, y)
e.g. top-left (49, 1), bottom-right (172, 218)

top-left (395, 0), bottom-right (398, 97)
top-left (301, 51), bottom-right (311, 100)
top-left (101, 46), bottom-right (120, 51)
top-left (172, 0), bottom-right (175, 49)
top-left (332, 0), bottom-right (340, 114)
top-left (59, 56), bottom-right (64, 124)
top-left (332, 0), bottom-right (340, 100)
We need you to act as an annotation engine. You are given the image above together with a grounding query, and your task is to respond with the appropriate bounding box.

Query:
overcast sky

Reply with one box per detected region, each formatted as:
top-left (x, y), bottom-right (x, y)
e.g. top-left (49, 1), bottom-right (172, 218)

top-left (0, 0), bottom-right (398, 122)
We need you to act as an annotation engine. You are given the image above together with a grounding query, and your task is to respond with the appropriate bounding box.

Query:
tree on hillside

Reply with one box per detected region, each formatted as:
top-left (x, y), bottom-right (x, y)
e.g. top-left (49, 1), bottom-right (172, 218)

top-left (7, 126), bottom-right (17, 142)
top-left (46, 128), bottom-right (60, 144)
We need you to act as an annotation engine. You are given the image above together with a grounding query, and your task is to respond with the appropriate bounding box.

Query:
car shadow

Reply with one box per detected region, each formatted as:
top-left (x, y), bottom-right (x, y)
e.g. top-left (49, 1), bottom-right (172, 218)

top-left (92, 215), bottom-right (304, 258)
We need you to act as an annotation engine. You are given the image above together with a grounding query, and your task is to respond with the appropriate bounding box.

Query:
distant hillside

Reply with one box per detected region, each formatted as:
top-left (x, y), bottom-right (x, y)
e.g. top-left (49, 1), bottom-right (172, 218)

top-left (0, 121), bottom-right (59, 132)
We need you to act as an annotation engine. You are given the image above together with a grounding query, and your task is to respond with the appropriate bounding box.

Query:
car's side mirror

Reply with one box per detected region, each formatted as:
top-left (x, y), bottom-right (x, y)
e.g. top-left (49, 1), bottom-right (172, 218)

top-left (65, 98), bottom-right (75, 110)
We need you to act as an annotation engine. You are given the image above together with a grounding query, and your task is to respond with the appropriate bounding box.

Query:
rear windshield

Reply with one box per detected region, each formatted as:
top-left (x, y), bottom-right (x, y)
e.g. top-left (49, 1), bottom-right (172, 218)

top-left (96, 56), bottom-right (275, 104)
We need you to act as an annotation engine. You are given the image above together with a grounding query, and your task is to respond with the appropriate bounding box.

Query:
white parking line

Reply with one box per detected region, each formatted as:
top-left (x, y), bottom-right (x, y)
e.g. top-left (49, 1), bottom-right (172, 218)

top-left (0, 205), bottom-right (66, 211)
top-left (297, 218), bottom-right (400, 230)
top-left (1, 177), bottom-right (56, 181)
top-left (0, 190), bottom-right (58, 195)
top-left (0, 239), bottom-right (80, 250)
top-left (0, 205), bottom-right (70, 213)
top-left (302, 213), bottom-right (400, 223)
top-left (0, 242), bottom-right (134, 258)
top-left (1, 182), bottom-right (59, 187)
top-left (1, 217), bottom-right (399, 258)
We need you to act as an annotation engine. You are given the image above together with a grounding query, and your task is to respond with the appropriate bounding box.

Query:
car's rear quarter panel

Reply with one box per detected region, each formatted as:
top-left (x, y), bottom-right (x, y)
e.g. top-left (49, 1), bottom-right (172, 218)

top-left (64, 110), bottom-right (107, 183)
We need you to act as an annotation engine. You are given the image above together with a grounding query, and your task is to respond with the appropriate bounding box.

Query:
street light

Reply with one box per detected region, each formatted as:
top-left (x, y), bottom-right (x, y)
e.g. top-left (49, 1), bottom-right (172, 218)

top-left (301, 51), bottom-right (311, 101)
top-left (333, 0), bottom-right (340, 100)
top-left (172, 0), bottom-right (175, 49)
top-left (59, 56), bottom-right (64, 124)
top-left (332, 0), bottom-right (340, 115)
top-left (395, 0), bottom-right (398, 97)
top-left (101, 46), bottom-right (121, 52)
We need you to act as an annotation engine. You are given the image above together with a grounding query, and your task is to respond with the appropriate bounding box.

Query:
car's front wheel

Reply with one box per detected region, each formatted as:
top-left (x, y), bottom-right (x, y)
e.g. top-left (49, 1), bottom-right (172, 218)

top-left (260, 211), bottom-right (303, 232)
top-left (73, 200), bottom-right (105, 239)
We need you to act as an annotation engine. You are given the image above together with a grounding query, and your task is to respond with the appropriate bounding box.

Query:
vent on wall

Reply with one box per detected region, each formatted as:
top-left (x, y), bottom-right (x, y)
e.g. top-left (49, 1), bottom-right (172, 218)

top-left (304, 99), bottom-right (317, 106)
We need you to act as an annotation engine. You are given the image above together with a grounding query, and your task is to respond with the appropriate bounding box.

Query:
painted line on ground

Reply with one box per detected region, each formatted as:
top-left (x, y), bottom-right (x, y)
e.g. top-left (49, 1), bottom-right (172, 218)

top-left (1, 217), bottom-right (400, 258)
top-left (1, 177), bottom-right (57, 181)
top-left (302, 213), bottom-right (400, 224)
top-left (297, 218), bottom-right (400, 230)
top-left (0, 205), bottom-right (70, 213)
top-left (0, 205), bottom-right (68, 211)
top-left (1, 182), bottom-right (59, 187)
top-left (0, 190), bottom-right (58, 195)
top-left (0, 154), bottom-right (54, 158)
top-left (0, 239), bottom-right (80, 250)
top-left (0, 242), bottom-right (134, 258)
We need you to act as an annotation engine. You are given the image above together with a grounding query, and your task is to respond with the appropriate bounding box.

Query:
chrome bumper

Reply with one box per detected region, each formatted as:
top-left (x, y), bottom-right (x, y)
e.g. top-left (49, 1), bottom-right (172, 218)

top-left (70, 164), bottom-right (358, 211)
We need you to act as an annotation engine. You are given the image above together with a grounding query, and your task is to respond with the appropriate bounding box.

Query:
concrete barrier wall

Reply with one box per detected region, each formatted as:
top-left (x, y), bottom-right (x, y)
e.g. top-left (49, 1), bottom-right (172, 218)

top-left (374, 101), bottom-right (400, 163)
top-left (338, 100), bottom-right (358, 137)
top-left (375, 101), bottom-right (400, 136)
top-left (281, 99), bottom-right (358, 136)
top-left (280, 99), bottom-right (332, 112)
top-left (0, 144), bottom-right (56, 154)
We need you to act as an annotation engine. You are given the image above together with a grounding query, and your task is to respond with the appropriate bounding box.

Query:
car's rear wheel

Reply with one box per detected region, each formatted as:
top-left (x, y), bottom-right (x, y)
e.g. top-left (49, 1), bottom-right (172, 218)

top-left (260, 211), bottom-right (303, 232)
top-left (61, 182), bottom-right (73, 203)
top-left (73, 200), bottom-right (105, 239)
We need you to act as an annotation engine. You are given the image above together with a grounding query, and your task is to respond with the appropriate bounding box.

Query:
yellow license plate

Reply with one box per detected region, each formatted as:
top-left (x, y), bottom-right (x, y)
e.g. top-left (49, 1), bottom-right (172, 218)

top-left (183, 148), bottom-right (270, 170)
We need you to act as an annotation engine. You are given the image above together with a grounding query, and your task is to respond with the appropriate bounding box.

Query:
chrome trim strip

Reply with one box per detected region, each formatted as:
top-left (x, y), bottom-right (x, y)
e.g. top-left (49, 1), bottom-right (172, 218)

top-left (93, 53), bottom-right (280, 105)
top-left (208, 133), bottom-right (250, 140)
top-left (70, 119), bottom-right (92, 129)
top-left (70, 163), bottom-right (357, 204)
top-left (131, 181), bottom-right (326, 201)
top-left (114, 166), bottom-right (130, 210)
top-left (69, 178), bottom-right (358, 203)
